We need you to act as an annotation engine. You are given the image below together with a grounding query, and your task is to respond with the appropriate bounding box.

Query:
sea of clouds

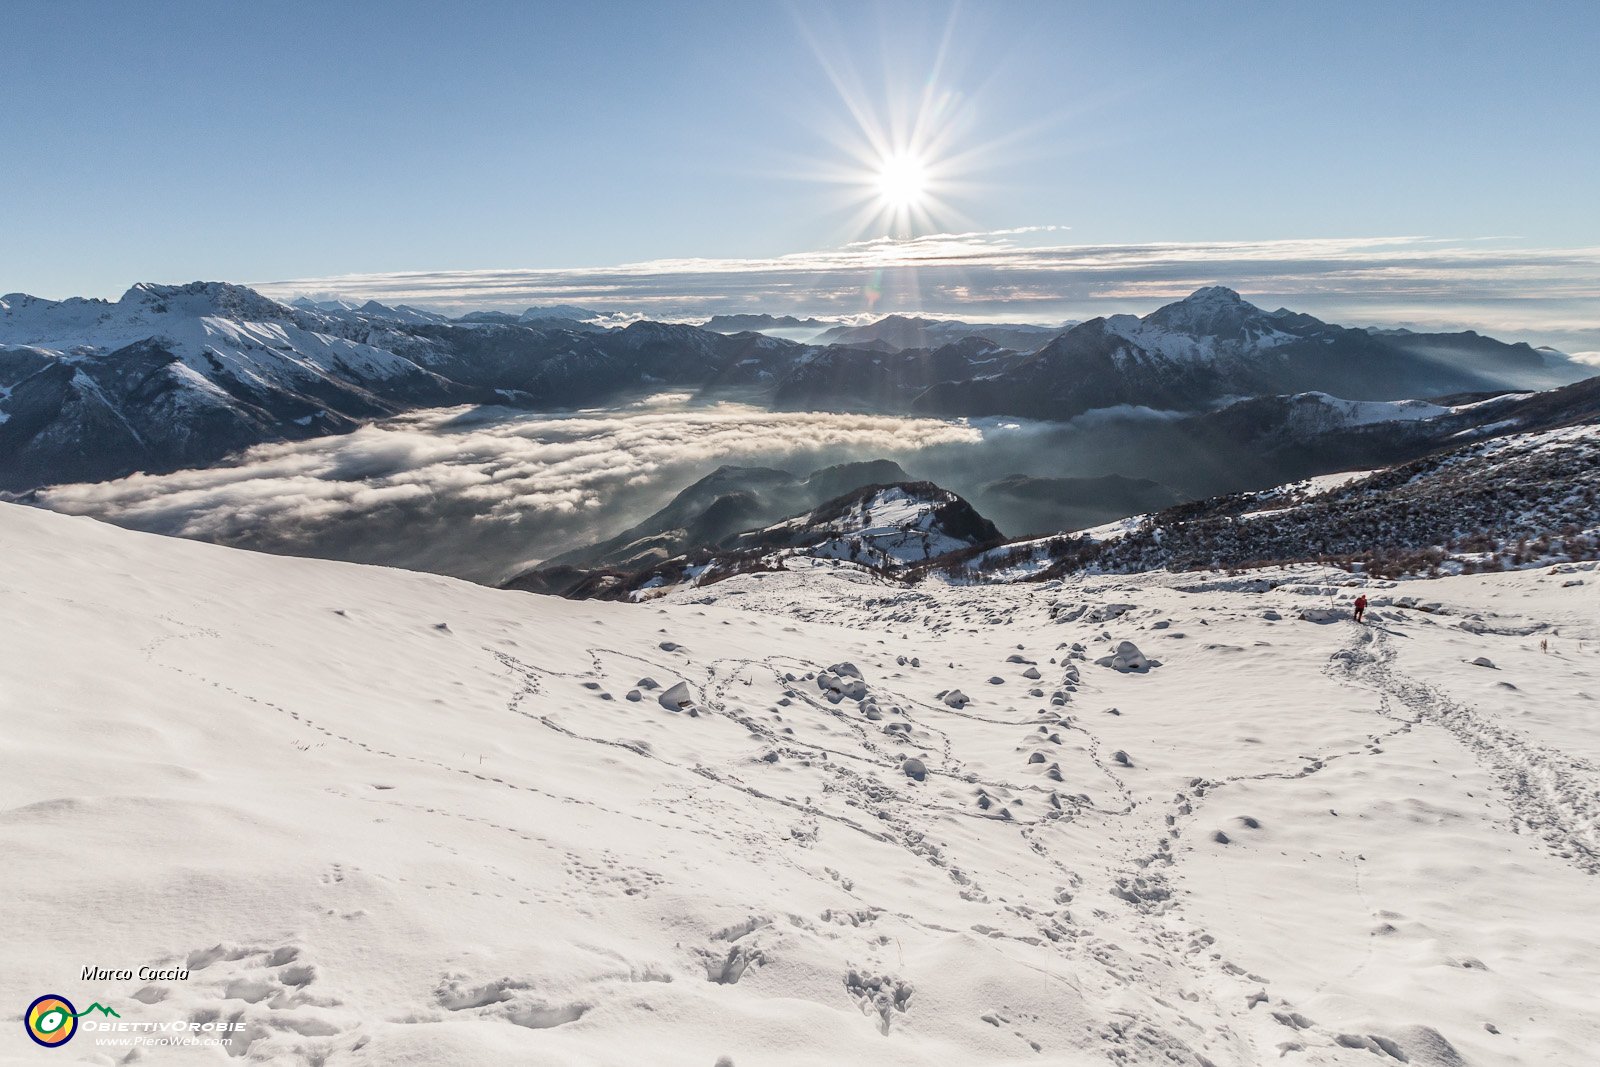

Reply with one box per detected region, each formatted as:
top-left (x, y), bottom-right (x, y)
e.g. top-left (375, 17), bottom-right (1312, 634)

top-left (36, 398), bottom-right (997, 584)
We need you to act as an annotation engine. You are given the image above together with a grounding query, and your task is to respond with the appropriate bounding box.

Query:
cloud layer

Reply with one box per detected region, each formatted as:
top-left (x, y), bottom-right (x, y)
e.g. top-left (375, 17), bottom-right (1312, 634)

top-left (258, 232), bottom-right (1600, 351)
top-left (36, 400), bottom-right (984, 583)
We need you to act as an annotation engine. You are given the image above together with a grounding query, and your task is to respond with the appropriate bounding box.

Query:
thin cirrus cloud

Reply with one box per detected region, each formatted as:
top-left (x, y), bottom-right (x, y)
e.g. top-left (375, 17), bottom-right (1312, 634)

top-left (256, 231), bottom-right (1600, 350)
top-left (34, 399), bottom-right (986, 584)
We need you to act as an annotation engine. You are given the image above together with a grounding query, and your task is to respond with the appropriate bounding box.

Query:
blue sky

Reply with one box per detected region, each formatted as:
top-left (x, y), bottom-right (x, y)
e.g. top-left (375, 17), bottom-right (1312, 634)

top-left (3, 1), bottom-right (1597, 347)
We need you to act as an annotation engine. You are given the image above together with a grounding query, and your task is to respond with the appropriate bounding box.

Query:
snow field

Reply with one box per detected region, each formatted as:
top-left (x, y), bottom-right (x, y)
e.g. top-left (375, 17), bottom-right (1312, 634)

top-left (1, 505), bottom-right (1597, 1064)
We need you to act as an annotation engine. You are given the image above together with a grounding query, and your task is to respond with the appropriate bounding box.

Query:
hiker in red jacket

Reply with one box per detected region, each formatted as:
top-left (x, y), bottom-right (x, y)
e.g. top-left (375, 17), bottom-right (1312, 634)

top-left (1353, 594), bottom-right (1368, 622)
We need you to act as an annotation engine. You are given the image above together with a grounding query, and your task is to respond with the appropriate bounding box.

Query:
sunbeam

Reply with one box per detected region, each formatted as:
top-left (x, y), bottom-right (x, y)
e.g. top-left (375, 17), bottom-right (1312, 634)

top-left (786, 3), bottom-right (992, 244)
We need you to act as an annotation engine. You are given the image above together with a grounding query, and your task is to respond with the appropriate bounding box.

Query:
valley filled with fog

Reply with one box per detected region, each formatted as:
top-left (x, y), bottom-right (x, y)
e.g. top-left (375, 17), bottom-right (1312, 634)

top-left (32, 396), bottom-right (1215, 583)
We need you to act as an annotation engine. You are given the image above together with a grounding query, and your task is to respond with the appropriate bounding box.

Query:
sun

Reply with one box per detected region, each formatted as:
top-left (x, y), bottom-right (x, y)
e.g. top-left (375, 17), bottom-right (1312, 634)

top-left (875, 153), bottom-right (928, 210)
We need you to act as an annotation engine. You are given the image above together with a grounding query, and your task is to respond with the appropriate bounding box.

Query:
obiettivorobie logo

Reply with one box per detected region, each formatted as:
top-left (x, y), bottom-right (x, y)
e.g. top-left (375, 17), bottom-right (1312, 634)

top-left (23, 992), bottom-right (244, 1052)
top-left (24, 995), bottom-right (118, 1048)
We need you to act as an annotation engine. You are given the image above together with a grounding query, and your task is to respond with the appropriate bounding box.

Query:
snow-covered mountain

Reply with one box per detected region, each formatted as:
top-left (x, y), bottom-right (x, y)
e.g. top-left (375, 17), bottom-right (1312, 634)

top-left (722, 481), bottom-right (1002, 565)
top-left (516, 480), bottom-right (1002, 600)
top-left (5, 496), bottom-right (1597, 1064)
top-left (913, 287), bottom-right (1584, 419)
top-left (291, 296), bottom-right (455, 326)
top-left (0, 283), bottom-right (480, 489)
top-left (2, 281), bottom-right (1589, 496)
top-left (0, 283), bottom-right (797, 491)
top-left (533, 460), bottom-right (912, 576)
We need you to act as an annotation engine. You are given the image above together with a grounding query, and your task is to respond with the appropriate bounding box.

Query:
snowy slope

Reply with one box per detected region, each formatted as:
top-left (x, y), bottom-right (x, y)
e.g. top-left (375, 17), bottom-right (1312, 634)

top-left (750, 484), bottom-right (998, 566)
top-left (3, 502), bottom-right (1597, 1065)
top-left (1072, 422), bottom-right (1600, 577)
top-left (1283, 392), bottom-right (1450, 428)
top-left (0, 283), bottom-right (444, 389)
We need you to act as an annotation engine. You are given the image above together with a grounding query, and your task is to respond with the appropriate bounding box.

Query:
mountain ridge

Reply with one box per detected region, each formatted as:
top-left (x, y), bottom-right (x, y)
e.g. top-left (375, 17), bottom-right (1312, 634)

top-left (2, 281), bottom-right (1587, 494)
top-left (913, 287), bottom-right (1579, 420)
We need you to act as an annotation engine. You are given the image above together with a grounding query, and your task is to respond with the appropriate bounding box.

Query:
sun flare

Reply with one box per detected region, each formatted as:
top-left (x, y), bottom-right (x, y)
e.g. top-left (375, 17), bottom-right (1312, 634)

top-left (791, 5), bottom-right (997, 240)
top-left (875, 153), bottom-right (928, 210)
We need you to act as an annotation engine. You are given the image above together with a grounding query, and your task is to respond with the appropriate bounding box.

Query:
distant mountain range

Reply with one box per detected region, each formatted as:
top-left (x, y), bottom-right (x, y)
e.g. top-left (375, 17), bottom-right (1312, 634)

top-left (812, 314), bottom-right (1071, 353)
top-left (1, 281), bottom-right (1589, 495)
top-left (454, 304), bottom-right (606, 327)
top-left (697, 312), bottom-right (1071, 351)
top-left (772, 335), bottom-right (1030, 412)
top-left (913, 286), bottom-right (1578, 418)
top-left (288, 297), bottom-right (609, 328)
top-left (700, 313), bottom-right (834, 335)
top-left (289, 296), bottom-right (455, 325)
top-left (0, 283), bottom-right (780, 490)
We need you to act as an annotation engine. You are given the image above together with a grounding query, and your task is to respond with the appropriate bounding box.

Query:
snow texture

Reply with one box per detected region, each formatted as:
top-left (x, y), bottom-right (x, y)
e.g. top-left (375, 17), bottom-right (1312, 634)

top-left (2, 502), bottom-right (1598, 1064)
